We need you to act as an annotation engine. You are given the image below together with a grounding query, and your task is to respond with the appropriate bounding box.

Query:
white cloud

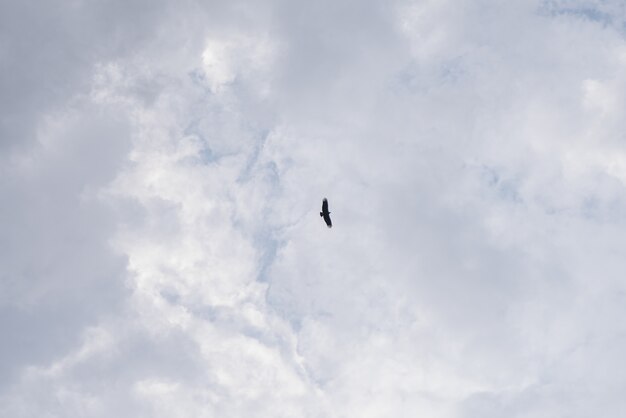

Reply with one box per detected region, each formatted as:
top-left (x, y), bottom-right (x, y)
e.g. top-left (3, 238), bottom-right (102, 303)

top-left (3, 0), bottom-right (626, 416)
top-left (201, 34), bottom-right (278, 95)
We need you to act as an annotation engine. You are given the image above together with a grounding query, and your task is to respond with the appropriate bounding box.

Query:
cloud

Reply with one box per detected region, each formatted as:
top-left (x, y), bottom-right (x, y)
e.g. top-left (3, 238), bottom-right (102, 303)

top-left (3, 0), bottom-right (626, 416)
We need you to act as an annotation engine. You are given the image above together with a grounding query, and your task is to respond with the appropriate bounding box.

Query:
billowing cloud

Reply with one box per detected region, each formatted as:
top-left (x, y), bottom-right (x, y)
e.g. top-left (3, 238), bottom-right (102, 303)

top-left (3, 0), bottom-right (626, 416)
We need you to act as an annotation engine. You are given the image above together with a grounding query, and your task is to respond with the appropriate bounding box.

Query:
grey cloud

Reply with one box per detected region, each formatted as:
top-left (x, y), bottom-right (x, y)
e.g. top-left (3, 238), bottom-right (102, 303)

top-left (0, 101), bottom-right (130, 389)
top-left (0, 0), bottom-right (177, 154)
top-left (0, 0), bottom-right (182, 397)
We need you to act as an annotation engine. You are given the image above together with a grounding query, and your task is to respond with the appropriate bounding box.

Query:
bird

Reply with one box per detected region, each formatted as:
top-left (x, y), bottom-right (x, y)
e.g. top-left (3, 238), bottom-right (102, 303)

top-left (320, 198), bottom-right (332, 228)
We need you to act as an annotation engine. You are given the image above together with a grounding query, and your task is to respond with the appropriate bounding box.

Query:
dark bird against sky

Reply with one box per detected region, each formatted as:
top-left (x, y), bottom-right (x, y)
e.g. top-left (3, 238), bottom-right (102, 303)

top-left (320, 198), bottom-right (332, 228)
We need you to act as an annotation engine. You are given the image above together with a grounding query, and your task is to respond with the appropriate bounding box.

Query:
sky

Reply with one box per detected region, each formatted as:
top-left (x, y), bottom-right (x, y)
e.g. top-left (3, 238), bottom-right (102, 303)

top-left (2, 0), bottom-right (626, 416)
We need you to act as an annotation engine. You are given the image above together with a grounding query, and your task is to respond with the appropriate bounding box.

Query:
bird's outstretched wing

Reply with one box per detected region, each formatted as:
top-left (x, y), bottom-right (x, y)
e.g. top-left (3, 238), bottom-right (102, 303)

top-left (322, 198), bottom-right (328, 213)
top-left (323, 212), bottom-right (332, 228)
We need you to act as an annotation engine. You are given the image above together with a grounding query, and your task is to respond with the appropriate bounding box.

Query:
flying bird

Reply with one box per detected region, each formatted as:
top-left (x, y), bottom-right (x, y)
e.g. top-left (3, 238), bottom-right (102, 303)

top-left (320, 198), bottom-right (332, 228)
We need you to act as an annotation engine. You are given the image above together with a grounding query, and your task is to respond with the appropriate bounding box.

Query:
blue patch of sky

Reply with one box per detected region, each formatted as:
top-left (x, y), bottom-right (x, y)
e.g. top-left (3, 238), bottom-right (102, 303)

top-left (183, 304), bottom-right (285, 348)
top-left (182, 121), bottom-right (220, 165)
top-left (439, 56), bottom-right (468, 85)
top-left (237, 129), bottom-right (273, 183)
top-left (188, 69), bottom-right (210, 91)
top-left (580, 193), bottom-right (626, 223)
top-left (391, 62), bottom-right (430, 95)
top-left (581, 195), bottom-right (601, 219)
top-left (479, 165), bottom-right (524, 204)
top-left (226, 129), bottom-right (284, 285)
top-left (254, 229), bottom-right (282, 284)
top-left (159, 288), bottom-right (182, 305)
top-left (539, 1), bottom-right (615, 27)
top-left (391, 56), bottom-right (468, 97)
top-left (559, 7), bottom-right (612, 25)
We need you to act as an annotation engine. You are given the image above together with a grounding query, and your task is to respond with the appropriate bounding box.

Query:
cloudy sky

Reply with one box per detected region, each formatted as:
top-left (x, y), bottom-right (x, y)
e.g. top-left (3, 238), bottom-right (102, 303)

top-left (2, 0), bottom-right (626, 416)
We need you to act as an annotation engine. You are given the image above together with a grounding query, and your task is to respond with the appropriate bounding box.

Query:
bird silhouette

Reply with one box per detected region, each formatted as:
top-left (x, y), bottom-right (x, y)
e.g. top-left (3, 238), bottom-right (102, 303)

top-left (320, 198), bottom-right (332, 228)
